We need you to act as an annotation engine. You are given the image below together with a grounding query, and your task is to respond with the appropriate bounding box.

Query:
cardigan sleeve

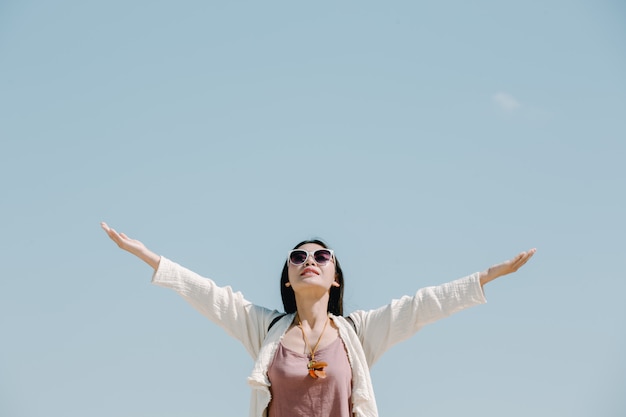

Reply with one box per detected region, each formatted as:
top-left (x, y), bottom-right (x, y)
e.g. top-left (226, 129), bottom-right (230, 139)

top-left (348, 272), bottom-right (487, 367)
top-left (151, 257), bottom-right (280, 359)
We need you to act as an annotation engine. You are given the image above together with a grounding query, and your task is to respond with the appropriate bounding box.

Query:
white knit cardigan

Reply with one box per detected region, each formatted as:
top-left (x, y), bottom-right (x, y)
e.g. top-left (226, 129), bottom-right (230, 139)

top-left (152, 257), bottom-right (487, 417)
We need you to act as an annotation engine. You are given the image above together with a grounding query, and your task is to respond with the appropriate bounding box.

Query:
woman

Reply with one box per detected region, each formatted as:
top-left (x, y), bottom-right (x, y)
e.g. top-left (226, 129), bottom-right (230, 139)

top-left (101, 222), bottom-right (535, 417)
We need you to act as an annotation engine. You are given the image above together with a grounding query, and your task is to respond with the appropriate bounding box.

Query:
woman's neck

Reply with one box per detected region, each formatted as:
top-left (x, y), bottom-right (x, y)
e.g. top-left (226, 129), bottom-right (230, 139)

top-left (294, 295), bottom-right (330, 329)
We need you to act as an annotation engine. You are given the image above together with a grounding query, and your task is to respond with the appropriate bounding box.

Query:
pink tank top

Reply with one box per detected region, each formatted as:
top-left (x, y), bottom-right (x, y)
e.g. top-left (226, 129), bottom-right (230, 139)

top-left (267, 337), bottom-right (352, 417)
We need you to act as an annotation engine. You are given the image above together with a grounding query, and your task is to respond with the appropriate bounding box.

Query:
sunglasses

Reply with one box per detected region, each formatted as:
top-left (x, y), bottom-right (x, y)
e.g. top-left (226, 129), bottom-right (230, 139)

top-left (287, 249), bottom-right (335, 266)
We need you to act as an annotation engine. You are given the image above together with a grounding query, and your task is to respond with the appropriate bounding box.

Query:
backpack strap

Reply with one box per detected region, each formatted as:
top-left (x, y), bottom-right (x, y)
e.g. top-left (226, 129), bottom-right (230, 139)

top-left (345, 316), bottom-right (357, 334)
top-left (267, 313), bottom-right (287, 332)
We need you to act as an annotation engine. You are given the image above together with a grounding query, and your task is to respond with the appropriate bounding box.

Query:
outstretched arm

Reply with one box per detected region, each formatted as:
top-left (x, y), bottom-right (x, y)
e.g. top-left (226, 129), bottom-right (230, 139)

top-left (101, 222), bottom-right (278, 358)
top-left (479, 248), bottom-right (536, 287)
top-left (101, 222), bottom-right (160, 270)
top-left (352, 248), bottom-right (537, 365)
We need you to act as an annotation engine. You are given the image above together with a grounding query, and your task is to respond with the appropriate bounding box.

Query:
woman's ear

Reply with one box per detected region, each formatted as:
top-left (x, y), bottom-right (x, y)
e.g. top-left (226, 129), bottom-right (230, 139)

top-left (285, 282), bottom-right (291, 287)
top-left (331, 281), bottom-right (340, 287)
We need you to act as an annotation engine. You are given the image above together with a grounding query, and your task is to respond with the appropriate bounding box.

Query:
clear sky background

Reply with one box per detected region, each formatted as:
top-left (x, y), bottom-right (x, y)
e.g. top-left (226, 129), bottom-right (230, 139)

top-left (1, 1), bottom-right (625, 416)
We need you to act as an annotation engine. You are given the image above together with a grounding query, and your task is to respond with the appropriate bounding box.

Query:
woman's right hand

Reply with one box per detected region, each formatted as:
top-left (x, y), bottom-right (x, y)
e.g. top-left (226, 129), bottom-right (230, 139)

top-left (101, 222), bottom-right (161, 270)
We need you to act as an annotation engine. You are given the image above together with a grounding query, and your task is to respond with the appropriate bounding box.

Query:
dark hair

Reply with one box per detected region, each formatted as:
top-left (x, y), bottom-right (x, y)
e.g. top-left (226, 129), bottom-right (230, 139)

top-left (280, 239), bottom-right (345, 316)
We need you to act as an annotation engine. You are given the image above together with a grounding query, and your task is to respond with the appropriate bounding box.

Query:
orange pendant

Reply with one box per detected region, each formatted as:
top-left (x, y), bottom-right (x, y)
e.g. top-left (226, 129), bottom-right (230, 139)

top-left (307, 360), bottom-right (328, 379)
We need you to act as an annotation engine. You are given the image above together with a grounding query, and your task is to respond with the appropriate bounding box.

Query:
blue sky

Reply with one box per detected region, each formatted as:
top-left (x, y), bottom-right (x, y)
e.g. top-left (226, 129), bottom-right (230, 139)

top-left (1, 1), bottom-right (625, 416)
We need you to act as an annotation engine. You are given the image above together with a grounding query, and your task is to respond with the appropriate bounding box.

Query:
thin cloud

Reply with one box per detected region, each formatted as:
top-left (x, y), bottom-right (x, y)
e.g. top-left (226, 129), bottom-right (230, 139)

top-left (492, 92), bottom-right (521, 111)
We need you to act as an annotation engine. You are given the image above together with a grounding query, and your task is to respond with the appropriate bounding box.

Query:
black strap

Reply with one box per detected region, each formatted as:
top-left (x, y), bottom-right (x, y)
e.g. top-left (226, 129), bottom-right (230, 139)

top-left (345, 316), bottom-right (357, 334)
top-left (267, 314), bottom-right (287, 332)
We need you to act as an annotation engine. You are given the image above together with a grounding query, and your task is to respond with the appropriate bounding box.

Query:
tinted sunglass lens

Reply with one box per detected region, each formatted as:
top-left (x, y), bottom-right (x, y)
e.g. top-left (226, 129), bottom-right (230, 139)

top-left (290, 250), bottom-right (308, 265)
top-left (314, 250), bottom-right (332, 264)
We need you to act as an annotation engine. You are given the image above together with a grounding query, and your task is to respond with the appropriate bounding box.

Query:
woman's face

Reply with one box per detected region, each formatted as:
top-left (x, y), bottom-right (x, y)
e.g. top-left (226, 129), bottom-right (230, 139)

top-left (287, 243), bottom-right (339, 293)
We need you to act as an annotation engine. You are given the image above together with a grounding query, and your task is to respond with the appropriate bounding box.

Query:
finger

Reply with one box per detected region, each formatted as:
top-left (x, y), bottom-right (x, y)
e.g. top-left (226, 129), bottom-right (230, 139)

top-left (507, 252), bottom-right (526, 268)
top-left (101, 222), bottom-right (114, 233)
top-left (105, 226), bottom-right (123, 244)
top-left (512, 249), bottom-right (536, 270)
top-left (518, 249), bottom-right (536, 264)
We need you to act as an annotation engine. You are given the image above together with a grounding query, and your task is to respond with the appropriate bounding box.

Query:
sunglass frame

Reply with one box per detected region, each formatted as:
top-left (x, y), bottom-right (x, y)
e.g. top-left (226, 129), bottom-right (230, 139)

top-left (287, 249), bottom-right (335, 266)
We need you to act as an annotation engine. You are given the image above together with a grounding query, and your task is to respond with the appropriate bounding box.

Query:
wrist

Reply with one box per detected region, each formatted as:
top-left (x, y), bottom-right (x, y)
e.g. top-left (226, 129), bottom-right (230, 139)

top-left (138, 250), bottom-right (160, 270)
top-left (479, 268), bottom-right (497, 286)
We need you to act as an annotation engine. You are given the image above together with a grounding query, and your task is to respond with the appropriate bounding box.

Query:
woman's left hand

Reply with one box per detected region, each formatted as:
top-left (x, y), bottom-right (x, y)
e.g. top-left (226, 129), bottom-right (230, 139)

top-left (479, 248), bottom-right (536, 286)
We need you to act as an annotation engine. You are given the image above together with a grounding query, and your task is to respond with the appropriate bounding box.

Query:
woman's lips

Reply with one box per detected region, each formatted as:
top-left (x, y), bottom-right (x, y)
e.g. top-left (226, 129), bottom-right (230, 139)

top-left (301, 267), bottom-right (319, 276)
